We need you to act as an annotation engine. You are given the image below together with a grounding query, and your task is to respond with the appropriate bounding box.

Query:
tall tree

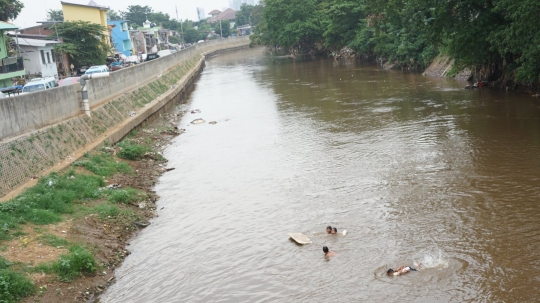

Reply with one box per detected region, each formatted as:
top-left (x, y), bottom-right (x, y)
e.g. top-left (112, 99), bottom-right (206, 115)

top-left (0, 0), bottom-right (24, 21)
top-left (236, 4), bottom-right (254, 26)
top-left (106, 10), bottom-right (121, 21)
top-left (51, 21), bottom-right (110, 67)
top-left (46, 9), bottom-right (63, 21)
top-left (121, 5), bottom-right (153, 28)
top-left (218, 20), bottom-right (231, 37)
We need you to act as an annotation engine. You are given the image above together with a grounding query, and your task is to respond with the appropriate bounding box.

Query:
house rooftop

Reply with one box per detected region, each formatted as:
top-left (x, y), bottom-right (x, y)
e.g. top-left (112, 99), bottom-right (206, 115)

top-left (208, 10), bottom-right (222, 15)
top-left (61, 1), bottom-right (109, 11)
top-left (211, 8), bottom-right (236, 22)
top-left (16, 38), bottom-right (61, 47)
top-left (0, 21), bottom-right (19, 31)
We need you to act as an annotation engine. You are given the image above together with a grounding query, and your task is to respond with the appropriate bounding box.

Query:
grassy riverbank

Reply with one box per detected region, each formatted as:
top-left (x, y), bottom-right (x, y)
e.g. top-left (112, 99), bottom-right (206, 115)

top-left (0, 115), bottom-right (183, 302)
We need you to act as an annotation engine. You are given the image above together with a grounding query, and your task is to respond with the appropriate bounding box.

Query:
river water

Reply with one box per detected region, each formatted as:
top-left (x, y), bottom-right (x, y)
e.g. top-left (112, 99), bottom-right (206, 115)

top-left (101, 47), bottom-right (540, 302)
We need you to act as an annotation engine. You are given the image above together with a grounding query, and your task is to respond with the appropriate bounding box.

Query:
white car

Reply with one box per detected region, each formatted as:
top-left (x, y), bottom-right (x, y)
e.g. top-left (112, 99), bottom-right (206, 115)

top-left (197, 40), bottom-right (205, 43)
top-left (84, 65), bottom-right (109, 75)
top-left (20, 77), bottom-right (58, 95)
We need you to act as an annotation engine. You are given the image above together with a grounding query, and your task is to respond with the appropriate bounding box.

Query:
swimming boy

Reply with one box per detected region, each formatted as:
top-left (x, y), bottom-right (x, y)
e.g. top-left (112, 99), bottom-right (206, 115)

top-left (332, 227), bottom-right (337, 234)
top-left (323, 246), bottom-right (337, 257)
top-left (386, 264), bottom-right (421, 276)
top-left (326, 226), bottom-right (333, 234)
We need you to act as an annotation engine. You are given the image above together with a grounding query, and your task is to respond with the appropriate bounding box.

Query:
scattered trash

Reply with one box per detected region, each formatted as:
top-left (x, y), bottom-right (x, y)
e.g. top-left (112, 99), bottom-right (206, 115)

top-left (61, 230), bottom-right (67, 234)
top-left (67, 175), bottom-right (75, 180)
top-left (165, 168), bottom-right (175, 172)
top-left (190, 109), bottom-right (201, 114)
top-left (138, 202), bottom-right (147, 209)
top-left (129, 111), bottom-right (137, 117)
top-left (191, 118), bottom-right (205, 124)
top-left (48, 180), bottom-right (54, 187)
top-left (134, 222), bottom-right (150, 228)
top-left (209, 121), bottom-right (217, 125)
top-left (102, 147), bottom-right (116, 154)
top-left (100, 183), bottom-right (122, 191)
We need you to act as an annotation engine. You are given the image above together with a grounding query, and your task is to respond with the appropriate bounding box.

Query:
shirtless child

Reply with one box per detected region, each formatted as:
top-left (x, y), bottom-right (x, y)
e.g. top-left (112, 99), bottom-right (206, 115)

top-left (386, 264), bottom-right (421, 276)
top-left (323, 246), bottom-right (337, 257)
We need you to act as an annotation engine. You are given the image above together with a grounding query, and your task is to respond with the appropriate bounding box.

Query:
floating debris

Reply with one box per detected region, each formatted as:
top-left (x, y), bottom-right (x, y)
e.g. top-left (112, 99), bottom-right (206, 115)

top-left (190, 109), bottom-right (201, 114)
top-left (191, 118), bottom-right (205, 124)
top-left (209, 121), bottom-right (217, 125)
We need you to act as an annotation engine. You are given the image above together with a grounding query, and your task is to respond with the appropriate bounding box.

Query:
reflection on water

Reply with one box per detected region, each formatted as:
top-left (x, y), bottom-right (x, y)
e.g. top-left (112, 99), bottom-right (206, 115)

top-left (101, 48), bottom-right (540, 302)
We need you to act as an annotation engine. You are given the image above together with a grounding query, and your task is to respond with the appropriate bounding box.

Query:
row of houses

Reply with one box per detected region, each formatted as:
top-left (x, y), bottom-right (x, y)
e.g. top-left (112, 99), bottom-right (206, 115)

top-left (1, 0), bottom-right (182, 90)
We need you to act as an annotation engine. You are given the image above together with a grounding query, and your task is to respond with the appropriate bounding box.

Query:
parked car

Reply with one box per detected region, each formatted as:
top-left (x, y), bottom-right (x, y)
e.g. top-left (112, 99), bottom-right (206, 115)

top-left (84, 65), bottom-right (109, 75)
top-left (58, 77), bottom-right (81, 87)
top-left (146, 53), bottom-right (160, 62)
top-left (20, 77), bottom-right (58, 95)
top-left (197, 40), bottom-right (205, 43)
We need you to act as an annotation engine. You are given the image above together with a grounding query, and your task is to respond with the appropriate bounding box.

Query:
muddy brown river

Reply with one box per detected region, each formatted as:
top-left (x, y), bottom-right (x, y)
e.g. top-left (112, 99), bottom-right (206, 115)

top-left (101, 47), bottom-right (540, 302)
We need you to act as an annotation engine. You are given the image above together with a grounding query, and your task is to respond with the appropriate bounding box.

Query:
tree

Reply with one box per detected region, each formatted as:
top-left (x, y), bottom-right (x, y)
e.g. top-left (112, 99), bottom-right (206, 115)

top-left (46, 9), bottom-right (63, 21)
top-left (236, 4), bottom-right (254, 26)
top-left (107, 10), bottom-right (121, 21)
top-left (219, 20), bottom-right (231, 38)
top-left (121, 5), bottom-right (153, 28)
top-left (0, 0), bottom-right (24, 21)
top-left (51, 21), bottom-right (110, 67)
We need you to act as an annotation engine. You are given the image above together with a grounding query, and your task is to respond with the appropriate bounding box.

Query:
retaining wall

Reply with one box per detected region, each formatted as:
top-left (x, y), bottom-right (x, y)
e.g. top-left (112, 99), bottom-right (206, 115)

top-left (0, 36), bottom-right (250, 199)
top-left (0, 37), bottom-right (249, 141)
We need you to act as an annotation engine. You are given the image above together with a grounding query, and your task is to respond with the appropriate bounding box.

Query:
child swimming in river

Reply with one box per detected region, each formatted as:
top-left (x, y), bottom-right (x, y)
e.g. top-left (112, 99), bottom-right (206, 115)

top-left (386, 264), bottom-right (421, 276)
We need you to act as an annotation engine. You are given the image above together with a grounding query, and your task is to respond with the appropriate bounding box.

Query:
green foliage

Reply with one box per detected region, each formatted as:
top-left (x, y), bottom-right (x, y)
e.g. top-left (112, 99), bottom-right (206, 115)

top-left (0, 268), bottom-right (35, 303)
top-left (46, 9), bottom-right (63, 22)
top-left (107, 10), bottom-right (121, 21)
top-left (73, 152), bottom-right (132, 177)
top-left (0, 0), bottom-right (24, 21)
top-left (168, 35), bottom-right (182, 44)
top-left (121, 5), bottom-right (153, 28)
top-left (92, 203), bottom-right (121, 219)
top-left (51, 245), bottom-right (97, 282)
top-left (116, 140), bottom-right (149, 160)
top-left (236, 4), bottom-right (255, 26)
top-left (104, 188), bottom-right (145, 204)
top-left (39, 234), bottom-right (69, 247)
top-left (51, 21), bottom-right (110, 68)
top-left (219, 20), bottom-right (231, 38)
top-left (0, 172), bottom-right (105, 237)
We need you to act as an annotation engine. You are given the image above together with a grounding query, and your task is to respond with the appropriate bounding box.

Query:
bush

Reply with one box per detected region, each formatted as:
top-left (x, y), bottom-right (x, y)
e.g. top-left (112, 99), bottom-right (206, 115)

top-left (51, 245), bottom-right (97, 282)
top-left (104, 188), bottom-right (145, 204)
top-left (73, 153), bottom-right (132, 177)
top-left (93, 203), bottom-right (121, 219)
top-left (116, 140), bottom-right (148, 160)
top-left (0, 260), bottom-right (35, 303)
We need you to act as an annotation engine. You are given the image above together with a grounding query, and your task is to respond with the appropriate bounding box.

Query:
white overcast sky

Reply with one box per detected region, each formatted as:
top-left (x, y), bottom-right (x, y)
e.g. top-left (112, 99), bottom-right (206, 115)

top-left (14, 0), bottom-right (250, 28)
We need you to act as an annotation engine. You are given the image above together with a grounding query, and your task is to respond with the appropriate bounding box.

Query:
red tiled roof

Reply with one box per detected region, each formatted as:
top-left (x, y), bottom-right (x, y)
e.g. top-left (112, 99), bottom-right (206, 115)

top-left (208, 10), bottom-right (221, 15)
top-left (211, 8), bottom-right (236, 23)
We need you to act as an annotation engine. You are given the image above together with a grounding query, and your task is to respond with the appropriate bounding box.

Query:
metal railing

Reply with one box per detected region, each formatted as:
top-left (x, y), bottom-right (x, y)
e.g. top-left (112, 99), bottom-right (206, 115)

top-left (0, 57), bottom-right (24, 74)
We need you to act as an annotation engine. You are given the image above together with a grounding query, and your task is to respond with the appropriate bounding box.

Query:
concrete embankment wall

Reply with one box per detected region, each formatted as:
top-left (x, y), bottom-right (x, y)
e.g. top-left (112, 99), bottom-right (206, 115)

top-left (0, 37), bottom-right (250, 199)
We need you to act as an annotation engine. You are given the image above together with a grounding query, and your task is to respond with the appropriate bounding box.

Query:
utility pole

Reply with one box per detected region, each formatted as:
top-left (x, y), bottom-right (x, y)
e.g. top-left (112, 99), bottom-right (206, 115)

top-left (220, 19), bottom-right (223, 38)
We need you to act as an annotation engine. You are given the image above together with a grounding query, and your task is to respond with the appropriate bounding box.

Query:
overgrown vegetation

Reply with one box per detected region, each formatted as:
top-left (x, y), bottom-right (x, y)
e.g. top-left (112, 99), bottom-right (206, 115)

top-left (116, 139), bottom-right (150, 160)
top-left (73, 152), bottom-right (132, 177)
top-left (0, 257), bottom-right (36, 303)
top-left (252, 0), bottom-right (540, 87)
top-left (35, 245), bottom-right (97, 282)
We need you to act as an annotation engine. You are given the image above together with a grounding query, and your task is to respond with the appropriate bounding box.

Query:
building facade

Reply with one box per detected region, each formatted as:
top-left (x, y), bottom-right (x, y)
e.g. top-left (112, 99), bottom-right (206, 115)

top-left (18, 39), bottom-right (60, 79)
top-left (0, 21), bottom-right (25, 88)
top-left (61, 1), bottom-right (110, 46)
top-left (108, 20), bottom-right (132, 56)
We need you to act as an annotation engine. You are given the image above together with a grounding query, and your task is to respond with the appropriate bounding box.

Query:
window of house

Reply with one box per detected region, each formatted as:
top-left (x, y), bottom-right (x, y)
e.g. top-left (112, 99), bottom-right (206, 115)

top-left (51, 50), bottom-right (56, 62)
top-left (46, 52), bottom-right (51, 64)
top-left (40, 50), bottom-right (46, 64)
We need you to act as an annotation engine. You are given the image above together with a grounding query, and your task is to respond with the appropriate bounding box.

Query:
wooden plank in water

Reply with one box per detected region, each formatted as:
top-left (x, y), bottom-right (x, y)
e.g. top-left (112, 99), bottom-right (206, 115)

top-left (288, 233), bottom-right (312, 244)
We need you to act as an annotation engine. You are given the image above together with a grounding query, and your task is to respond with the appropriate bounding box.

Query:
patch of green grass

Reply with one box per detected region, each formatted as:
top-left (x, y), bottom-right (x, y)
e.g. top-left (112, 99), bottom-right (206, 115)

top-left (104, 188), bottom-right (146, 205)
top-left (116, 139), bottom-right (149, 160)
top-left (92, 203), bottom-right (121, 219)
top-left (0, 256), bottom-right (36, 302)
top-left (0, 172), bottom-right (105, 239)
top-left (37, 245), bottom-right (97, 282)
top-left (39, 234), bottom-right (69, 248)
top-left (73, 152), bottom-right (132, 177)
